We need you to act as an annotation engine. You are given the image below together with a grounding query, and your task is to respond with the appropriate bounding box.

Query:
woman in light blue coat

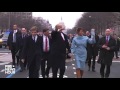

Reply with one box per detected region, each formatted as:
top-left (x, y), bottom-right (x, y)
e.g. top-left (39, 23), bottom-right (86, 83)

top-left (71, 27), bottom-right (95, 78)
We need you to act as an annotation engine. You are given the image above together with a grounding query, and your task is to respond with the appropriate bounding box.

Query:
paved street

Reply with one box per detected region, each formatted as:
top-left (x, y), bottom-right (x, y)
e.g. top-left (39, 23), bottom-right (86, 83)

top-left (0, 48), bottom-right (120, 78)
top-left (0, 47), bottom-right (11, 53)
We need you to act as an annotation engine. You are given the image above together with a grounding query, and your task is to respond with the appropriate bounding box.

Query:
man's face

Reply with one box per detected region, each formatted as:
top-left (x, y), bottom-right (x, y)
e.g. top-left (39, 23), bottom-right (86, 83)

top-left (31, 30), bottom-right (37, 36)
top-left (105, 29), bottom-right (111, 36)
top-left (21, 28), bottom-right (27, 34)
top-left (44, 30), bottom-right (49, 36)
top-left (56, 24), bottom-right (62, 29)
top-left (13, 25), bottom-right (17, 30)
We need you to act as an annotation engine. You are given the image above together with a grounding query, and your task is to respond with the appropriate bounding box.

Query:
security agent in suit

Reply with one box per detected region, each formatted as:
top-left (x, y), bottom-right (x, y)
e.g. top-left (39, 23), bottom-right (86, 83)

top-left (49, 24), bottom-right (71, 78)
top-left (86, 31), bottom-right (99, 72)
top-left (41, 29), bottom-right (52, 78)
top-left (98, 29), bottom-right (116, 78)
top-left (7, 24), bottom-right (21, 67)
top-left (113, 34), bottom-right (120, 59)
top-left (16, 28), bottom-right (28, 72)
top-left (21, 26), bottom-right (43, 78)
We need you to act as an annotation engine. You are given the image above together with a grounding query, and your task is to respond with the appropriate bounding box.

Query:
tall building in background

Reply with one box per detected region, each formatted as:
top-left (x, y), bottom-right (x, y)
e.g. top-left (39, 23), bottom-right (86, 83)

top-left (0, 12), bottom-right (32, 19)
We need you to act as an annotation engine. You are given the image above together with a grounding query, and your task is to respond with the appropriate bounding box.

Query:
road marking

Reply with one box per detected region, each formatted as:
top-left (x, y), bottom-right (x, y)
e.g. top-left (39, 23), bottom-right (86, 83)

top-left (65, 66), bottom-right (67, 69)
top-left (64, 75), bottom-right (68, 78)
top-left (27, 73), bottom-right (68, 78)
top-left (0, 62), bottom-right (10, 65)
top-left (6, 68), bottom-right (20, 78)
top-left (73, 67), bottom-right (76, 69)
top-left (74, 72), bottom-right (76, 75)
top-left (0, 53), bottom-right (9, 58)
top-left (112, 61), bottom-right (120, 62)
top-left (0, 69), bottom-right (5, 72)
top-left (73, 59), bottom-right (75, 61)
top-left (72, 64), bottom-right (75, 66)
top-left (0, 53), bottom-right (9, 54)
top-left (92, 60), bottom-right (120, 62)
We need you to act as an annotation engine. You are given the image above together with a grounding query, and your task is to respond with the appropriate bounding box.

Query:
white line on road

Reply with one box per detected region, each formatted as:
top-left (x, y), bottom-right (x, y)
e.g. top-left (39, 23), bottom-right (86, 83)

top-left (0, 53), bottom-right (9, 54)
top-left (112, 61), bottom-right (120, 62)
top-left (0, 62), bottom-right (10, 65)
top-left (0, 69), bottom-right (5, 72)
top-left (0, 53), bottom-right (9, 58)
top-left (93, 60), bottom-right (120, 62)
top-left (73, 67), bottom-right (76, 69)
top-left (72, 64), bottom-right (75, 66)
top-left (65, 66), bottom-right (67, 69)
top-left (27, 73), bottom-right (68, 78)
top-left (73, 59), bottom-right (75, 61)
top-left (74, 72), bottom-right (76, 75)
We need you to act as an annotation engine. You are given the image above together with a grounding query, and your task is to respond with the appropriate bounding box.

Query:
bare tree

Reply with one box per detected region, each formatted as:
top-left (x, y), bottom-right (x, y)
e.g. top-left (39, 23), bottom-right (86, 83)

top-left (0, 12), bottom-right (52, 31)
top-left (75, 12), bottom-right (117, 35)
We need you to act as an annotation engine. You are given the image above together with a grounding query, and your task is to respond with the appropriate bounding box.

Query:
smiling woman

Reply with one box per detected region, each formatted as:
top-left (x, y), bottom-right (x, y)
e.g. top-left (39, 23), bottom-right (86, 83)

top-left (33, 12), bottom-right (83, 29)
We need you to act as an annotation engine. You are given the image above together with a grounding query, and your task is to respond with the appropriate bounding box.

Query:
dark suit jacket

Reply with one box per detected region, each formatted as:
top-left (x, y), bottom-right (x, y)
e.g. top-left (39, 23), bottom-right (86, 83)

top-left (21, 35), bottom-right (43, 69)
top-left (87, 34), bottom-right (99, 57)
top-left (16, 34), bottom-right (29, 59)
top-left (7, 30), bottom-right (21, 50)
top-left (115, 39), bottom-right (120, 51)
top-left (49, 31), bottom-right (71, 68)
top-left (98, 36), bottom-right (116, 65)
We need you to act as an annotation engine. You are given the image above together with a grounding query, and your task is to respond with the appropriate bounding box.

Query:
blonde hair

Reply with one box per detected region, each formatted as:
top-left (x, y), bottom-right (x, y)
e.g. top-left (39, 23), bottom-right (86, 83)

top-left (30, 26), bottom-right (38, 32)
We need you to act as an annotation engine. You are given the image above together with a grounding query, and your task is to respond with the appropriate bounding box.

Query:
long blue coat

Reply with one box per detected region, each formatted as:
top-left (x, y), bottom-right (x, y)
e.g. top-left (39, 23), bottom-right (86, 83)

top-left (71, 36), bottom-right (93, 62)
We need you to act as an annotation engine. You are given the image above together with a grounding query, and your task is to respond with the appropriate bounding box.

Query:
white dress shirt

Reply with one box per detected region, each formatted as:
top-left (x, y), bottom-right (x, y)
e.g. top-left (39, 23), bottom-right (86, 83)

top-left (32, 35), bottom-right (38, 42)
top-left (106, 35), bottom-right (110, 41)
top-left (43, 35), bottom-right (49, 52)
top-left (61, 32), bottom-right (65, 41)
top-left (13, 30), bottom-right (17, 43)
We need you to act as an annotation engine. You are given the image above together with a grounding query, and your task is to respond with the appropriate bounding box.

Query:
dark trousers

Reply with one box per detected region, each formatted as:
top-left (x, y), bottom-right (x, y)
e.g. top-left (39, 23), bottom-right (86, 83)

top-left (20, 57), bottom-right (27, 70)
top-left (11, 43), bottom-right (19, 66)
top-left (52, 67), bottom-right (65, 78)
top-left (100, 63), bottom-right (110, 77)
top-left (41, 60), bottom-right (51, 78)
top-left (115, 51), bottom-right (118, 58)
top-left (88, 56), bottom-right (96, 69)
top-left (41, 52), bottom-right (50, 78)
top-left (29, 55), bottom-right (41, 78)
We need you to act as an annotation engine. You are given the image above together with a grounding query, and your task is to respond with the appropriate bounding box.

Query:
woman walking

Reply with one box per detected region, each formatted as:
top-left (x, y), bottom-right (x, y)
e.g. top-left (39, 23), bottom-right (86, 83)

top-left (71, 27), bottom-right (95, 78)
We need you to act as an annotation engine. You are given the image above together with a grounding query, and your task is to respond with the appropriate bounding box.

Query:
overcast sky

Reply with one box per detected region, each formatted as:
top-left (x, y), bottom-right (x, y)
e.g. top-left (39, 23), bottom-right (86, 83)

top-left (32, 12), bottom-right (83, 28)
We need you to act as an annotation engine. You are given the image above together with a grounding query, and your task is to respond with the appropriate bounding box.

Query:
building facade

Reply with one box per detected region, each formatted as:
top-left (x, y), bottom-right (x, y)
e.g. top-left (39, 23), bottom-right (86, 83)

top-left (0, 12), bottom-right (32, 19)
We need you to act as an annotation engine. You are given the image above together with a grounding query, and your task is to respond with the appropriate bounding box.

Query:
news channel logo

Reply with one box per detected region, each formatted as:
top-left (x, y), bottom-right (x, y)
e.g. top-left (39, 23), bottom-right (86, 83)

top-left (5, 65), bottom-right (15, 74)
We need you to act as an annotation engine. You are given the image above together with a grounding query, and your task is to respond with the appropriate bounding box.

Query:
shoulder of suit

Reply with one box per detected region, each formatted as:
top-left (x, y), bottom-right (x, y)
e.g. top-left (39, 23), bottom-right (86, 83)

top-left (110, 36), bottom-right (115, 40)
top-left (38, 35), bottom-right (42, 38)
top-left (99, 36), bottom-right (105, 40)
top-left (95, 34), bottom-right (99, 37)
top-left (102, 36), bottom-right (106, 38)
top-left (51, 31), bottom-right (58, 34)
top-left (17, 30), bottom-right (21, 33)
top-left (28, 35), bottom-right (32, 38)
top-left (10, 31), bottom-right (13, 33)
top-left (62, 33), bottom-right (67, 36)
top-left (37, 35), bottom-right (42, 39)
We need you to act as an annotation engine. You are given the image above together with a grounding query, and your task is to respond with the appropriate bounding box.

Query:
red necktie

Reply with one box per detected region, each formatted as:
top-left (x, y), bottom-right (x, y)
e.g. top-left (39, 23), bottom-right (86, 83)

top-left (45, 37), bottom-right (48, 52)
top-left (106, 36), bottom-right (109, 46)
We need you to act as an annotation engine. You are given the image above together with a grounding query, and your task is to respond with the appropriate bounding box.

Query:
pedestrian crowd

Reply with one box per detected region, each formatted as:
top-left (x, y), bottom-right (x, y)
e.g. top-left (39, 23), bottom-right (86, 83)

top-left (7, 24), bottom-right (120, 78)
